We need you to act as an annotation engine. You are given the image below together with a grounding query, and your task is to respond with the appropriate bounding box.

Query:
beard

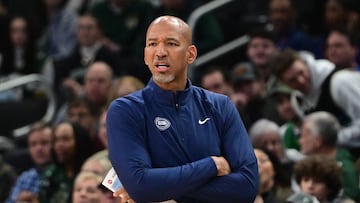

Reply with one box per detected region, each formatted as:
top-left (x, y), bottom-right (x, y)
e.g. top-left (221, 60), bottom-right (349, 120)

top-left (153, 73), bottom-right (175, 84)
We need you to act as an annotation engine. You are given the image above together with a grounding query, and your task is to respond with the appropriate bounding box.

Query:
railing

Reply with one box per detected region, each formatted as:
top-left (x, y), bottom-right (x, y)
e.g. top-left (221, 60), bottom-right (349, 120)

top-left (187, 0), bottom-right (268, 79)
top-left (187, 0), bottom-right (249, 79)
top-left (0, 74), bottom-right (56, 138)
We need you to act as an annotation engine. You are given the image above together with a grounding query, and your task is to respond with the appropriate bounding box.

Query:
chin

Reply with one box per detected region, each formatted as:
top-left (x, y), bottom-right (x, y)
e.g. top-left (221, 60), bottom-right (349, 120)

top-left (153, 75), bottom-right (175, 84)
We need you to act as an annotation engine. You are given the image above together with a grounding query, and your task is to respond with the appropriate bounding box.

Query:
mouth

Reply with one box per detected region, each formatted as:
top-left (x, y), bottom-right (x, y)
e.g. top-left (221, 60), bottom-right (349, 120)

top-left (155, 63), bottom-right (170, 72)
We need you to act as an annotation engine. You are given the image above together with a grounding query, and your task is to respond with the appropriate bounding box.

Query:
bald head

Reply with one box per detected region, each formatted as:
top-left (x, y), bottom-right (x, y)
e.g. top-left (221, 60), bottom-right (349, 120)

top-left (85, 62), bottom-right (113, 105)
top-left (86, 61), bottom-right (113, 80)
top-left (147, 15), bottom-right (193, 44)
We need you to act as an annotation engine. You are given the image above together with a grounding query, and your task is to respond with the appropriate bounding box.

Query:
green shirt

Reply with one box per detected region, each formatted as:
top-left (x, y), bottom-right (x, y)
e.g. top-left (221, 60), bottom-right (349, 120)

top-left (336, 148), bottom-right (360, 202)
top-left (38, 164), bottom-right (74, 203)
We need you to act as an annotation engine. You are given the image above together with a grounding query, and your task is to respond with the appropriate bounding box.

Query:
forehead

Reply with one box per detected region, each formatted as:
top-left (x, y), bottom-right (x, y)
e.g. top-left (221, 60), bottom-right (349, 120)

top-left (250, 37), bottom-right (275, 45)
top-left (78, 16), bottom-right (97, 25)
top-left (86, 65), bottom-right (111, 79)
top-left (270, 0), bottom-right (291, 10)
top-left (204, 71), bottom-right (223, 80)
top-left (55, 123), bottom-right (73, 135)
top-left (146, 21), bottom-right (187, 41)
top-left (260, 132), bottom-right (281, 141)
top-left (11, 18), bottom-right (26, 27)
top-left (29, 128), bottom-right (52, 140)
top-left (302, 120), bottom-right (314, 131)
top-left (328, 32), bottom-right (348, 42)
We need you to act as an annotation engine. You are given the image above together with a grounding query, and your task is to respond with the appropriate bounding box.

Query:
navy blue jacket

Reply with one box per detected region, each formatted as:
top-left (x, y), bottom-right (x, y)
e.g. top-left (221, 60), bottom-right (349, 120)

top-left (107, 79), bottom-right (258, 203)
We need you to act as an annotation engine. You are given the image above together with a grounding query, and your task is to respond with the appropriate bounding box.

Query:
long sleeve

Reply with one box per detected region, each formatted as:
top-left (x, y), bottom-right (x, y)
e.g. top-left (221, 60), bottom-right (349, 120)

top-left (331, 70), bottom-right (360, 147)
top-left (107, 84), bottom-right (258, 203)
top-left (107, 99), bottom-right (218, 203)
top-left (184, 98), bottom-right (258, 203)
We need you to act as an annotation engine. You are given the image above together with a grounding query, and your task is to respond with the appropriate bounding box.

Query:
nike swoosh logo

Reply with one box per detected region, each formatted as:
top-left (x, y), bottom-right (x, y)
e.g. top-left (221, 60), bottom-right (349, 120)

top-left (198, 118), bottom-right (210, 125)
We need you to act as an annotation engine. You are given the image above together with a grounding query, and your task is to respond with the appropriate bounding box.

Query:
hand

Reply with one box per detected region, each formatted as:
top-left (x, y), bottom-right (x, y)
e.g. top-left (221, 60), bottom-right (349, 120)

top-left (113, 187), bottom-right (136, 203)
top-left (16, 191), bottom-right (38, 203)
top-left (62, 78), bottom-right (84, 96)
top-left (102, 37), bottom-right (121, 52)
top-left (230, 92), bottom-right (249, 110)
top-left (211, 156), bottom-right (231, 176)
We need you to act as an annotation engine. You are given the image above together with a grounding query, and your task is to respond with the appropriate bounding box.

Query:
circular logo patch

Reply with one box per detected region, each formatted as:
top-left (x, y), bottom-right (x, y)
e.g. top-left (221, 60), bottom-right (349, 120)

top-left (154, 117), bottom-right (171, 131)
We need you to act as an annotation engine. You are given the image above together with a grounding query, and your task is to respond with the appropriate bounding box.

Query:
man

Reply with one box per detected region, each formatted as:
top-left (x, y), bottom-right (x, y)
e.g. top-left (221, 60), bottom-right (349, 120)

top-left (325, 29), bottom-right (359, 70)
top-left (246, 27), bottom-right (278, 82)
top-left (62, 61), bottom-right (113, 112)
top-left (107, 16), bottom-right (258, 203)
top-left (55, 61), bottom-right (113, 129)
top-left (268, 0), bottom-right (324, 58)
top-left (55, 14), bottom-right (124, 90)
top-left (299, 111), bottom-right (360, 201)
top-left (6, 122), bottom-right (53, 203)
top-left (230, 62), bottom-right (280, 129)
top-left (200, 65), bottom-right (233, 96)
top-left (270, 49), bottom-right (360, 149)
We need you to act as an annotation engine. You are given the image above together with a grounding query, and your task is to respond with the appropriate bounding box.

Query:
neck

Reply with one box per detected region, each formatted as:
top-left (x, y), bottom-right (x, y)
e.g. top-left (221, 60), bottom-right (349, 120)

top-left (64, 161), bottom-right (75, 178)
top-left (318, 147), bottom-right (337, 158)
top-left (155, 78), bottom-right (188, 93)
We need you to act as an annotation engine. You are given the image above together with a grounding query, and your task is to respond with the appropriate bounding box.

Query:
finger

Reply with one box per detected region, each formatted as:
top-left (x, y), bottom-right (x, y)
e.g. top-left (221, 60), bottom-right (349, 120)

top-left (126, 199), bottom-right (136, 203)
top-left (113, 187), bottom-right (126, 197)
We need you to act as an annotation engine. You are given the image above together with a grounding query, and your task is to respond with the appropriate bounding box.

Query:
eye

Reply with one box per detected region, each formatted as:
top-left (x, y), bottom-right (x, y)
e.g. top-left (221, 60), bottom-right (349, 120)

top-left (147, 42), bottom-right (157, 47)
top-left (168, 42), bottom-right (178, 46)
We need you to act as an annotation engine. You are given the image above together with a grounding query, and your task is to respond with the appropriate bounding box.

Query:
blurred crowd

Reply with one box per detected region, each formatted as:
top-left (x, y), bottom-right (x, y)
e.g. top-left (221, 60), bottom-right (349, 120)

top-left (1, 0), bottom-right (360, 202)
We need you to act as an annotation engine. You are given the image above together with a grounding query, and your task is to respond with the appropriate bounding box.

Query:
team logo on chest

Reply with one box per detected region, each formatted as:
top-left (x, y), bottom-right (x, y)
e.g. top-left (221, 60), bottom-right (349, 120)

top-left (154, 117), bottom-right (171, 131)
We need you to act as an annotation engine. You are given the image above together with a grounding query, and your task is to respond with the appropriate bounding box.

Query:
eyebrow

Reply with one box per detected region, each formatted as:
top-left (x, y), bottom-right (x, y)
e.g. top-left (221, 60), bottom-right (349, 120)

top-left (147, 37), bottom-right (180, 42)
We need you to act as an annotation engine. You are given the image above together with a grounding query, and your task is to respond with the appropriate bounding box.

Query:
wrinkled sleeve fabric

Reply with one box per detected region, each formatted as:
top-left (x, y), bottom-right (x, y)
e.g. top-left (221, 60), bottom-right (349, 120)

top-left (183, 97), bottom-right (258, 203)
top-left (107, 98), bottom-right (218, 203)
top-left (331, 70), bottom-right (360, 146)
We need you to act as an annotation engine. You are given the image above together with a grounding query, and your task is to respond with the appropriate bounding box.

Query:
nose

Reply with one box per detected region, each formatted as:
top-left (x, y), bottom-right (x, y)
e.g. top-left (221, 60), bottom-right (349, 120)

top-left (76, 188), bottom-right (86, 198)
top-left (155, 43), bottom-right (167, 58)
top-left (303, 179), bottom-right (315, 191)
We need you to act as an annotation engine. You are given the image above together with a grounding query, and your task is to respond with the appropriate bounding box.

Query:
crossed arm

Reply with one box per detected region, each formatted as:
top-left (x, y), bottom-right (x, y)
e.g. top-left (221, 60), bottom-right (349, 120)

top-left (107, 98), bottom-right (258, 203)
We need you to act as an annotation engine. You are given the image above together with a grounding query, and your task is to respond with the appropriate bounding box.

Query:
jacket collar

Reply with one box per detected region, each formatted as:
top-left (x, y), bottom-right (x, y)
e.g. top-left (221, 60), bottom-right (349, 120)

top-left (145, 78), bottom-right (193, 107)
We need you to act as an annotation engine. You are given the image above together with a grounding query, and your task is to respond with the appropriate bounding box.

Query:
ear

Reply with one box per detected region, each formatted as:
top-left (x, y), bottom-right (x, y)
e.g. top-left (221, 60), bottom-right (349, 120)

top-left (187, 45), bottom-right (197, 64)
top-left (315, 137), bottom-right (322, 148)
top-left (144, 47), bottom-right (148, 66)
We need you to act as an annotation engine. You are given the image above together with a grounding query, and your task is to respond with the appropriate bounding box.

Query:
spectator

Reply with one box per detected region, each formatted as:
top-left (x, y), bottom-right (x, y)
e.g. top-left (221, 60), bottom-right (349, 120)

top-left (91, 0), bottom-right (154, 59)
top-left (293, 154), bottom-right (356, 203)
top-left (230, 62), bottom-right (280, 129)
top-left (72, 171), bottom-right (103, 203)
top-left (254, 147), bottom-right (294, 203)
top-left (81, 155), bottom-right (111, 177)
top-left (250, 118), bottom-right (304, 163)
top-left (0, 16), bottom-right (41, 101)
top-left (325, 28), bottom-right (359, 70)
top-left (268, 0), bottom-right (323, 58)
top-left (269, 82), bottom-right (301, 150)
top-left (107, 75), bottom-right (145, 104)
top-left (38, 122), bottom-right (95, 203)
top-left (324, 0), bottom-right (360, 35)
top-left (66, 97), bottom-right (98, 136)
top-left (246, 27), bottom-right (278, 83)
top-left (61, 61), bottom-right (113, 113)
top-left (63, 97), bottom-right (104, 150)
top-left (0, 16), bottom-right (39, 76)
top-left (200, 65), bottom-right (233, 97)
top-left (37, 0), bottom-right (78, 60)
top-left (270, 49), bottom-right (360, 149)
top-left (0, 154), bottom-right (17, 203)
top-left (54, 14), bottom-right (125, 92)
top-left (6, 122), bottom-right (53, 203)
top-left (299, 111), bottom-right (360, 201)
